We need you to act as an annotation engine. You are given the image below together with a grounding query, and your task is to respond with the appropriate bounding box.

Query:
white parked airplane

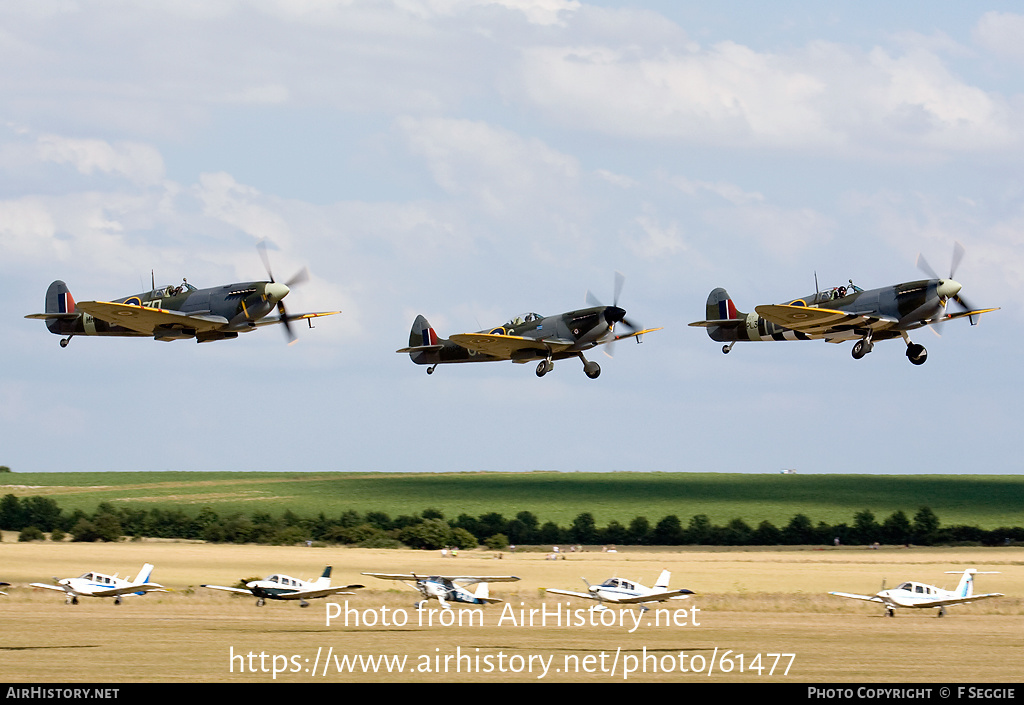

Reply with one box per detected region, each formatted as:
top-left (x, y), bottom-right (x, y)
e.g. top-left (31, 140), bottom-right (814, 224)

top-left (830, 568), bottom-right (1003, 617)
top-left (545, 569), bottom-right (694, 611)
top-left (0, 581), bottom-right (9, 596)
top-left (30, 563), bottom-right (164, 605)
top-left (202, 566), bottom-right (363, 607)
top-left (363, 572), bottom-right (520, 609)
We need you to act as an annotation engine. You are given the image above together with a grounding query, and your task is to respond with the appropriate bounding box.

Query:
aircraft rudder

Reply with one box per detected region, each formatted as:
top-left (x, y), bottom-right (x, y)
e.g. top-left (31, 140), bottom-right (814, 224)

top-left (706, 288), bottom-right (740, 321)
top-left (410, 314), bottom-right (439, 349)
top-left (654, 569), bottom-right (671, 590)
top-left (135, 563), bottom-right (155, 584)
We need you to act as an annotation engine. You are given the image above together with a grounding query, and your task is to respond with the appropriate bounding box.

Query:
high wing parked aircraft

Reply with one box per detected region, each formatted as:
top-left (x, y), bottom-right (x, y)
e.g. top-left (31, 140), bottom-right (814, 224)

top-left (546, 569), bottom-right (693, 611)
top-left (26, 243), bottom-right (338, 346)
top-left (830, 569), bottom-right (1003, 617)
top-left (363, 573), bottom-right (520, 609)
top-left (202, 566), bottom-right (363, 607)
top-left (689, 243), bottom-right (997, 364)
top-left (30, 563), bottom-right (164, 605)
top-left (398, 273), bottom-right (660, 378)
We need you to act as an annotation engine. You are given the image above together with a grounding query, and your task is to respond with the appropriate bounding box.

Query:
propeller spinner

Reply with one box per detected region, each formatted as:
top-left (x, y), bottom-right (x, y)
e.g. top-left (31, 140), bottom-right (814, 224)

top-left (257, 241), bottom-right (311, 344)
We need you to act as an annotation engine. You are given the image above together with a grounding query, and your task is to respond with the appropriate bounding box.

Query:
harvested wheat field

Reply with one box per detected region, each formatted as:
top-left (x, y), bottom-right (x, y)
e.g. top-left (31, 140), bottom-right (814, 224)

top-left (1, 537), bottom-right (1021, 683)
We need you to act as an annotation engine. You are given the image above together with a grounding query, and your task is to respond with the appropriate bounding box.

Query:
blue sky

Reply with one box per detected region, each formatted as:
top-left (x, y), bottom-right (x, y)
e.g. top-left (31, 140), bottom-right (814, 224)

top-left (1, 1), bottom-right (1020, 475)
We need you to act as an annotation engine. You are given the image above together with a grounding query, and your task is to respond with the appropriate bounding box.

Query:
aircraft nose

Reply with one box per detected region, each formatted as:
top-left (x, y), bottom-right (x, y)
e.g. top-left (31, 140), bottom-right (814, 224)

top-left (605, 306), bottom-right (627, 324)
top-left (264, 282), bottom-right (290, 303)
top-left (937, 279), bottom-right (962, 299)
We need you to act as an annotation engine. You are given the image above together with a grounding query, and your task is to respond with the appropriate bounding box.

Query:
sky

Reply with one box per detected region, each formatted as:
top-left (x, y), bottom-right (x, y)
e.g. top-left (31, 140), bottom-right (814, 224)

top-left (1, 0), bottom-right (1021, 476)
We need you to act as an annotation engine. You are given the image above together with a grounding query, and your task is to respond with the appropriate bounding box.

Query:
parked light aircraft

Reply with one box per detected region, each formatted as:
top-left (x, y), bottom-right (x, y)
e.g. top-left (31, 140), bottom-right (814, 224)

top-left (25, 243), bottom-right (338, 346)
top-left (398, 273), bottom-right (660, 378)
top-left (363, 572), bottom-right (520, 608)
top-left (30, 563), bottom-right (164, 605)
top-left (829, 569), bottom-right (1003, 617)
top-left (546, 569), bottom-right (694, 611)
top-left (202, 566), bottom-right (364, 607)
top-left (0, 581), bottom-right (8, 596)
top-left (689, 243), bottom-right (998, 364)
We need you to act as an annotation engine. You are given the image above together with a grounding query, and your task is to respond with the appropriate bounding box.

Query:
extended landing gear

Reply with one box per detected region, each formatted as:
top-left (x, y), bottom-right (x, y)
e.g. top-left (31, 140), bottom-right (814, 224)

top-left (256, 598), bottom-right (266, 607)
top-left (886, 607), bottom-right (895, 618)
top-left (851, 338), bottom-right (873, 359)
top-left (114, 597), bottom-right (122, 606)
top-left (66, 595), bottom-right (79, 605)
top-left (937, 606), bottom-right (946, 618)
top-left (60, 336), bottom-right (73, 348)
top-left (579, 353), bottom-right (600, 379)
top-left (536, 360), bottom-right (553, 377)
top-left (300, 600), bottom-right (310, 608)
top-left (426, 364), bottom-right (437, 375)
top-left (906, 342), bottom-right (927, 366)
top-left (722, 342), bottom-right (735, 354)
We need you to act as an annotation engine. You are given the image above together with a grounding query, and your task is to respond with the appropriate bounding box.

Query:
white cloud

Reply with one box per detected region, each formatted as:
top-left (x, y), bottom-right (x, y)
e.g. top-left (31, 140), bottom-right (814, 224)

top-left (36, 134), bottom-right (166, 185)
top-left (973, 11), bottom-right (1024, 62)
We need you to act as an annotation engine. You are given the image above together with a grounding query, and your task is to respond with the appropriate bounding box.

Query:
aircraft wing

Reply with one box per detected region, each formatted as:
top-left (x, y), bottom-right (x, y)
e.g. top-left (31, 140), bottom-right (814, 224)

top-left (29, 582), bottom-right (71, 593)
top-left (75, 301), bottom-right (229, 335)
top-left (249, 311), bottom-right (341, 328)
top-left (688, 319), bottom-right (743, 329)
top-left (828, 591), bottom-right (885, 604)
top-left (609, 589), bottom-right (694, 604)
top-left (891, 593), bottom-right (1005, 609)
top-left (544, 588), bottom-right (597, 601)
top-left (755, 305), bottom-right (896, 336)
top-left (201, 584), bottom-right (255, 595)
top-left (289, 584), bottom-right (365, 600)
top-left (87, 582), bottom-right (165, 597)
top-left (448, 333), bottom-right (575, 361)
top-left (612, 327), bottom-right (663, 342)
top-left (25, 312), bottom-right (81, 320)
top-left (362, 573), bottom-right (519, 584)
top-left (935, 307), bottom-right (1000, 324)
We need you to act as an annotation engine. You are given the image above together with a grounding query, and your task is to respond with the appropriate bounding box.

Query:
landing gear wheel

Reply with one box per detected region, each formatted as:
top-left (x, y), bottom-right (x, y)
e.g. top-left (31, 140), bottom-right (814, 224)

top-left (584, 361), bottom-right (601, 379)
top-left (536, 360), bottom-right (553, 377)
top-left (906, 343), bottom-right (927, 365)
top-left (114, 597), bottom-right (122, 606)
top-left (852, 340), bottom-right (873, 359)
top-left (256, 598), bottom-right (265, 607)
top-left (60, 338), bottom-right (70, 348)
top-left (426, 365), bottom-right (437, 375)
top-left (886, 608), bottom-right (895, 618)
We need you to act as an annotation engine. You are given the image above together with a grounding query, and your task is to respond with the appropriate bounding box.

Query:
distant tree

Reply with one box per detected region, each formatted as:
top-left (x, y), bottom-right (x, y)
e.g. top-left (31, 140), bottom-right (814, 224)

top-left (682, 514), bottom-right (710, 544)
top-left (450, 527), bottom-right (478, 550)
top-left (569, 512), bottom-right (598, 544)
top-left (0, 466), bottom-right (11, 473)
top-left (752, 520), bottom-right (782, 545)
top-left (912, 506), bottom-right (940, 544)
top-left (782, 514), bottom-right (816, 544)
top-left (851, 509), bottom-right (879, 544)
top-left (602, 519), bottom-right (629, 545)
top-left (653, 515), bottom-right (684, 544)
top-left (422, 507), bottom-right (445, 520)
top-left (881, 510), bottom-right (912, 545)
top-left (722, 518), bottom-right (753, 545)
top-left (0, 494), bottom-right (23, 530)
top-left (18, 526), bottom-right (44, 542)
top-left (483, 533), bottom-right (508, 550)
top-left (398, 518), bottom-right (453, 550)
top-left (628, 516), bottom-right (651, 544)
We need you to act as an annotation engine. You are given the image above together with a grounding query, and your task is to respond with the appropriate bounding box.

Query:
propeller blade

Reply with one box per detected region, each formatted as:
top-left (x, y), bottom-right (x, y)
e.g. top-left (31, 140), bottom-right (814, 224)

top-left (585, 290), bottom-right (603, 308)
top-left (257, 240), bottom-right (276, 283)
top-left (613, 270), bottom-right (625, 307)
top-left (916, 253), bottom-right (939, 280)
top-left (278, 301), bottom-right (296, 344)
top-left (285, 267), bottom-right (309, 289)
top-left (950, 241), bottom-right (965, 279)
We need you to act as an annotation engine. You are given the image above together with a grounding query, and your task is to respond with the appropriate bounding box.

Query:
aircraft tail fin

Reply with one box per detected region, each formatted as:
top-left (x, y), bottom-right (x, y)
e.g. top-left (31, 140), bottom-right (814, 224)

top-left (134, 563), bottom-right (155, 584)
top-left (654, 570), bottom-right (671, 591)
top-left (474, 582), bottom-right (490, 600)
top-left (707, 288), bottom-right (741, 321)
top-left (397, 315), bottom-right (444, 354)
top-left (46, 280), bottom-right (76, 315)
top-left (314, 566), bottom-right (333, 586)
top-left (946, 569), bottom-right (999, 598)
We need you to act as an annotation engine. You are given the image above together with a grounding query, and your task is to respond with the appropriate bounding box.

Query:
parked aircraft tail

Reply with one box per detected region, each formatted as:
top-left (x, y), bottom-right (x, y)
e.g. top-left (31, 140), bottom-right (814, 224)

top-left (946, 569), bottom-right (999, 598)
top-left (654, 570), bottom-right (671, 591)
top-left (314, 566), bottom-right (332, 586)
top-left (474, 582), bottom-right (490, 600)
top-left (133, 563), bottom-right (155, 584)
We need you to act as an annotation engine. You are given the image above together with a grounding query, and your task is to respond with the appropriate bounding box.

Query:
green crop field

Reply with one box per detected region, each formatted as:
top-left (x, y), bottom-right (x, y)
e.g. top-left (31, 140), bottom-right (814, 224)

top-left (3, 471), bottom-right (1023, 529)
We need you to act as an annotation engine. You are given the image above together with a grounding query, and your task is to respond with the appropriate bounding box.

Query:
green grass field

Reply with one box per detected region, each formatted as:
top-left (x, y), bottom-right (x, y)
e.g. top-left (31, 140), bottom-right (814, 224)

top-left (3, 471), bottom-right (1022, 528)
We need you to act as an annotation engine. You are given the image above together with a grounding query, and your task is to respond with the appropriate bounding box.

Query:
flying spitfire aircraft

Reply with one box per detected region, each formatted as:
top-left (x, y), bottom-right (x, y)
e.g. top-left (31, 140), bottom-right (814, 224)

top-left (202, 566), bottom-right (364, 607)
top-left (546, 570), bottom-right (694, 611)
top-left (25, 244), bottom-right (338, 347)
top-left (363, 573), bottom-right (520, 609)
top-left (30, 563), bottom-right (164, 605)
top-left (829, 569), bottom-right (1003, 618)
top-left (398, 274), bottom-right (660, 378)
top-left (689, 243), bottom-right (998, 364)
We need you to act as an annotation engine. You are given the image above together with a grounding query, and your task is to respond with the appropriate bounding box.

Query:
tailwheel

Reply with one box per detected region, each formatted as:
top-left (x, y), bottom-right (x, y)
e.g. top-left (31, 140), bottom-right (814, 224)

top-left (60, 337), bottom-right (72, 348)
top-left (906, 343), bottom-right (927, 365)
top-left (427, 364), bottom-right (437, 375)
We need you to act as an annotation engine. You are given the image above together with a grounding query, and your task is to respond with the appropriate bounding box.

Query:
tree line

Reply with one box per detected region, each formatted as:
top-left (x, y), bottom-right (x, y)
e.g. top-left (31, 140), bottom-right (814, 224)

top-left (1, 494), bottom-right (1021, 549)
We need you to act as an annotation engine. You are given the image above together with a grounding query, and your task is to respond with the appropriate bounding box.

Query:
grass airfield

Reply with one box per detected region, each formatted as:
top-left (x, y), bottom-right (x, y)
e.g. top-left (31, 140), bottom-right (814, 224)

top-left (1, 536), bottom-right (1022, 683)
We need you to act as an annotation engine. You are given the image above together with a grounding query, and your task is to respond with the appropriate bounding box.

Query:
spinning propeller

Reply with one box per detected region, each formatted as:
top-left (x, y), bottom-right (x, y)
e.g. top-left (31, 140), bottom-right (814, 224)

top-left (916, 241), bottom-right (976, 332)
top-left (257, 240), bottom-right (311, 344)
top-left (586, 271), bottom-right (642, 357)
